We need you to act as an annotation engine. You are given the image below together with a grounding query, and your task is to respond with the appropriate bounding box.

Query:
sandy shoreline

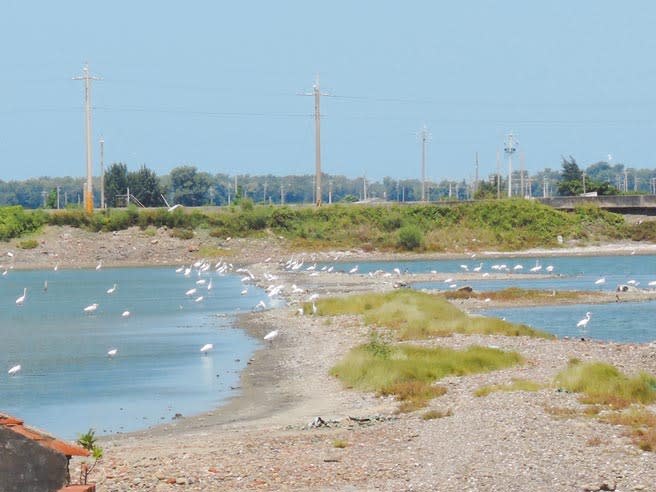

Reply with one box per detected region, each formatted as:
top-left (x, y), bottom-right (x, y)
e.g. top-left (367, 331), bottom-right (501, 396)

top-left (6, 226), bottom-right (656, 491)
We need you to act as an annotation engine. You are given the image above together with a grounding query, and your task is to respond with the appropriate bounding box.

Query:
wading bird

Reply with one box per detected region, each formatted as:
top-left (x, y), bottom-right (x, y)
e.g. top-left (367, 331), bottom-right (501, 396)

top-left (84, 303), bottom-right (99, 314)
top-left (8, 364), bottom-right (21, 376)
top-left (15, 288), bottom-right (27, 306)
top-left (264, 330), bottom-right (279, 341)
top-left (200, 343), bottom-right (213, 354)
top-left (577, 311), bottom-right (592, 329)
top-left (107, 348), bottom-right (118, 358)
top-left (107, 284), bottom-right (117, 295)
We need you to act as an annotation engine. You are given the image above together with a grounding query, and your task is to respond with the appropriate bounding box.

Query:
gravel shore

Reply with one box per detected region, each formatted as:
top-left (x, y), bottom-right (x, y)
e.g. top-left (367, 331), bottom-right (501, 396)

top-left (6, 226), bottom-right (656, 491)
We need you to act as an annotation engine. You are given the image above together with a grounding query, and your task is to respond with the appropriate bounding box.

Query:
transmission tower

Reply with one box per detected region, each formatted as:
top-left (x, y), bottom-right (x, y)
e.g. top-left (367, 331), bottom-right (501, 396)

top-left (418, 125), bottom-right (431, 202)
top-left (73, 62), bottom-right (101, 214)
top-left (504, 132), bottom-right (517, 197)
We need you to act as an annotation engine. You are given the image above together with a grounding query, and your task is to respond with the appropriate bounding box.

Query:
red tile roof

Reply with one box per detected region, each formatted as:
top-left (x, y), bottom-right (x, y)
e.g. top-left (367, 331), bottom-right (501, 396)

top-left (0, 413), bottom-right (89, 457)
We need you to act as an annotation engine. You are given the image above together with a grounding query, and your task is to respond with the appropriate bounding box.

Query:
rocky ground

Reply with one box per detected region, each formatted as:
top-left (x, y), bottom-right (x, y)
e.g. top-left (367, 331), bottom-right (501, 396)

top-left (6, 226), bottom-right (656, 491)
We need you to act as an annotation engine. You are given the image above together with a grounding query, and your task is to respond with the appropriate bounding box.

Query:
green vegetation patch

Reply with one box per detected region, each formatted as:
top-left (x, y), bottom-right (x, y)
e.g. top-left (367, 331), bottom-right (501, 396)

top-left (444, 287), bottom-right (598, 303)
top-left (0, 206), bottom-right (45, 241)
top-left (313, 290), bottom-right (552, 339)
top-left (555, 360), bottom-right (656, 408)
top-left (331, 334), bottom-right (523, 412)
top-left (475, 378), bottom-right (543, 397)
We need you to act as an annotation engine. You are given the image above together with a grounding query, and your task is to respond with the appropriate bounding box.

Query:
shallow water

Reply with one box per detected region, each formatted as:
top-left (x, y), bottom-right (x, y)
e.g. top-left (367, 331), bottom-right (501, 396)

top-left (323, 255), bottom-right (656, 343)
top-left (0, 266), bottom-right (267, 439)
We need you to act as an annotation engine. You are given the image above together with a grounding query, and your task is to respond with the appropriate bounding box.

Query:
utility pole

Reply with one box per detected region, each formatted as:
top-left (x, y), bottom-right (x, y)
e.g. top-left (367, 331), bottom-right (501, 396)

top-left (419, 125), bottom-right (430, 202)
top-left (504, 132), bottom-right (517, 198)
top-left (474, 152), bottom-right (479, 196)
top-left (73, 62), bottom-right (101, 214)
top-left (582, 171), bottom-right (587, 194)
top-left (99, 136), bottom-right (105, 209)
top-left (496, 148), bottom-right (501, 199)
top-left (329, 180), bottom-right (333, 204)
top-left (302, 75), bottom-right (329, 206)
top-left (519, 151), bottom-right (525, 198)
top-left (624, 169), bottom-right (628, 192)
top-left (280, 183), bottom-right (284, 205)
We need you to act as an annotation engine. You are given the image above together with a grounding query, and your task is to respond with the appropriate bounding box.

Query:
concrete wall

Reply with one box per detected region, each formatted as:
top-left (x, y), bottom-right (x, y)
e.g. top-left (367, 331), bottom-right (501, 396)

top-left (539, 195), bottom-right (656, 213)
top-left (0, 427), bottom-right (69, 492)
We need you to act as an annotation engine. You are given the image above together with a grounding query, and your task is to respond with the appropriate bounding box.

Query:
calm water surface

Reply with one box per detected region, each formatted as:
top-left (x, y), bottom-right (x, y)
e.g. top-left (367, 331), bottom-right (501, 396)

top-left (325, 255), bottom-right (656, 343)
top-left (0, 266), bottom-right (268, 439)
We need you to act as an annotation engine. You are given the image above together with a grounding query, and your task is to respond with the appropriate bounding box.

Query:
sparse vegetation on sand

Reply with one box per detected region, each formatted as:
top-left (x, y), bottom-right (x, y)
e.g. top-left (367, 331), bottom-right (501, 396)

top-left (474, 378), bottom-right (543, 397)
top-left (310, 290), bottom-right (553, 339)
top-left (443, 287), bottom-right (601, 304)
top-left (331, 331), bottom-right (523, 412)
top-left (555, 359), bottom-right (656, 408)
top-left (550, 359), bottom-right (656, 452)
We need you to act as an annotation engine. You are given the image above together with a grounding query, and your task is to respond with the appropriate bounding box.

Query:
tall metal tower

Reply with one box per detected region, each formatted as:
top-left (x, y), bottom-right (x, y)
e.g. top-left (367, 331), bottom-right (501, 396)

top-left (504, 132), bottom-right (517, 197)
top-left (419, 125), bottom-right (431, 202)
top-left (73, 62), bottom-right (101, 214)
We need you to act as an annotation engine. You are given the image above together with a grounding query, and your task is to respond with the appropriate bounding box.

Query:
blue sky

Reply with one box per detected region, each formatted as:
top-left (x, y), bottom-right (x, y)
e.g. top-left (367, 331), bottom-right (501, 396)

top-left (1, 1), bottom-right (655, 182)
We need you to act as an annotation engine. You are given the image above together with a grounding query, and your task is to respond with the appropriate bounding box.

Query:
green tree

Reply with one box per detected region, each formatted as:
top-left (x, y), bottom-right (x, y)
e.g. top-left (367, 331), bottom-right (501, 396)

top-left (127, 165), bottom-right (162, 207)
top-left (170, 165), bottom-right (210, 206)
top-left (557, 156), bottom-right (583, 196)
top-left (104, 163), bottom-right (128, 207)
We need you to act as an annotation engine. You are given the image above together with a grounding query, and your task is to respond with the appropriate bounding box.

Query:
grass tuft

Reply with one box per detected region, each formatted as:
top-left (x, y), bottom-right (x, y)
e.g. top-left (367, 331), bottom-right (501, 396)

top-left (313, 290), bottom-right (552, 340)
top-left (331, 341), bottom-right (522, 411)
top-left (474, 378), bottom-right (542, 397)
top-left (422, 408), bottom-right (453, 420)
top-left (555, 360), bottom-right (656, 408)
top-left (332, 439), bottom-right (348, 449)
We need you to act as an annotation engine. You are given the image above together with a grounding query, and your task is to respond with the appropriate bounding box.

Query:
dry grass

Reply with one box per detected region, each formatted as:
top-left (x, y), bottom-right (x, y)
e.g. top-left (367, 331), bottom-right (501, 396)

top-left (600, 407), bottom-right (656, 452)
top-left (443, 287), bottom-right (600, 304)
top-left (555, 360), bottom-right (656, 408)
top-left (422, 408), bottom-right (453, 420)
top-left (474, 378), bottom-right (543, 397)
top-left (543, 406), bottom-right (579, 419)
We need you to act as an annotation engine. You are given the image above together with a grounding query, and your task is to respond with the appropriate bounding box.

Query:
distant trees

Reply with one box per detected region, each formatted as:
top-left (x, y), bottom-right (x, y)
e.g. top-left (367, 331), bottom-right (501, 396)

top-left (170, 166), bottom-right (211, 206)
top-left (104, 163), bottom-right (128, 207)
top-left (557, 156), bottom-right (583, 196)
top-left (103, 163), bottom-right (162, 207)
top-left (557, 156), bottom-right (620, 196)
top-left (128, 165), bottom-right (162, 207)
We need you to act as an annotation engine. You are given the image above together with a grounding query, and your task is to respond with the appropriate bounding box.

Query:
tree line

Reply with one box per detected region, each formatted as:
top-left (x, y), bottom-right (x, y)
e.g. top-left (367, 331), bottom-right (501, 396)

top-left (1, 158), bottom-right (655, 209)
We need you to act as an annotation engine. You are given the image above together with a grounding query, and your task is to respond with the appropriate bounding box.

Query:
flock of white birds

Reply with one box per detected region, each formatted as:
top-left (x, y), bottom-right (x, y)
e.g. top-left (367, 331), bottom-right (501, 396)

top-left (6, 250), bottom-right (656, 377)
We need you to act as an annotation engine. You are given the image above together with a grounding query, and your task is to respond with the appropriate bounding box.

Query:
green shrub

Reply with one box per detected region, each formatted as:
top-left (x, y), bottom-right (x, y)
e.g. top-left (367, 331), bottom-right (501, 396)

top-left (397, 225), bottom-right (423, 251)
top-left (170, 228), bottom-right (194, 240)
top-left (17, 239), bottom-right (38, 249)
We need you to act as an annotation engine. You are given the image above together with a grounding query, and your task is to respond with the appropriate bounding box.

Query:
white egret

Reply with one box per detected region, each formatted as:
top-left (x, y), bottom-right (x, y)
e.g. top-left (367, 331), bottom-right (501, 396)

top-left (185, 288), bottom-right (197, 297)
top-left (194, 296), bottom-right (204, 302)
top-left (106, 284), bottom-right (117, 295)
top-left (473, 263), bottom-right (483, 272)
top-left (594, 277), bottom-right (606, 287)
top-left (84, 303), bottom-right (99, 314)
top-left (264, 330), bottom-right (279, 341)
top-left (459, 264), bottom-right (469, 271)
top-left (196, 279), bottom-right (206, 285)
top-left (240, 288), bottom-right (248, 295)
top-left (648, 280), bottom-right (656, 287)
top-left (167, 204), bottom-right (183, 212)
top-left (175, 265), bottom-right (184, 273)
top-left (121, 310), bottom-right (131, 317)
top-left (200, 343), bottom-right (213, 354)
top-left (256, 300), bottom-right (266, 310)
top-left (207, 279), bottom-right (213, 291)
top-left (312, 302), bottom-right (317, 315)
top-left (54, 263), bottom-right (59, 271)
top-left (577, 312), bottom-right (592, 329)
top-left (444, 278), bottom-right (453, 283)
top-left (95, 261), bottom-right (102, 271)
top-left (107, 348), bottom-right (118, 358)
top-left (529, 261), bottom-right (542, 273)
top-left (545, 265), bottom-right (554, 273)
top-left (393, 267), bottom-right (401, 276)
top-left (15, 288), bottom-right (27, 306)
top-left (513, 264), bottom-right (523, 271)
top-left (8, 364), bottom-right (21, 376)
top-left (349, 265), bottom-right (359, 274)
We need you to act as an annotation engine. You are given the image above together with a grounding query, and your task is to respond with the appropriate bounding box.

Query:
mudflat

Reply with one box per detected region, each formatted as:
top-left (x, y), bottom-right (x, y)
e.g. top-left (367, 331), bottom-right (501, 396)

top-left (6, 226), bottom-right (656, 491)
